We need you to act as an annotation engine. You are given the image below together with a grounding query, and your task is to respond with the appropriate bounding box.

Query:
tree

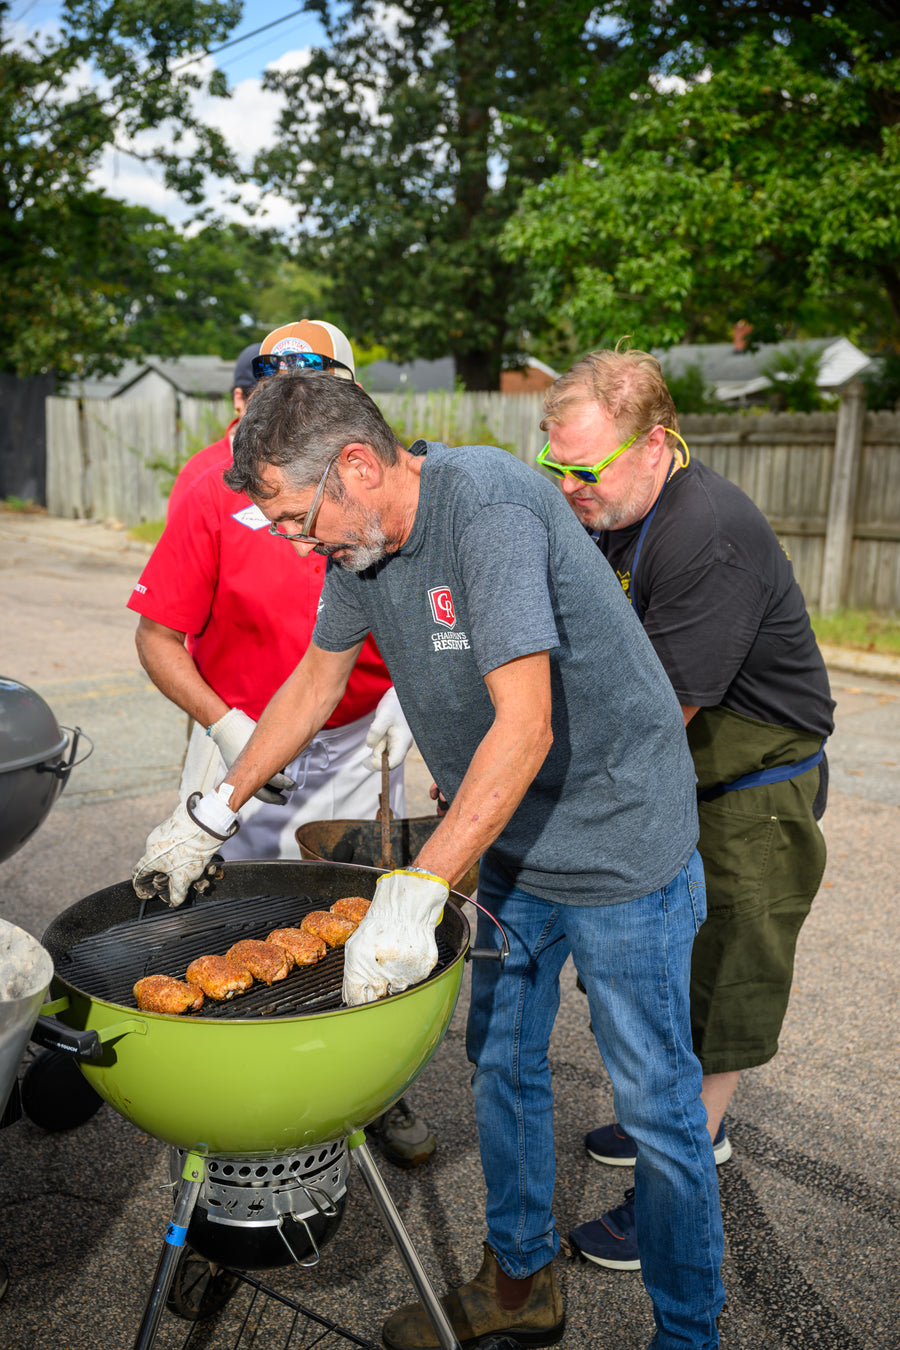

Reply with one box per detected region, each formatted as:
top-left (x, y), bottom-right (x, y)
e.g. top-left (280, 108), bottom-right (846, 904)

top-left (502, 7), bottom-right (900, 355)
top-left (253, 1), bottom-right (662, 390)
top-left (95, 210), bottom-right (296, 356)
top-left (758, 346), bottom-right (834, 414)
top-left (1, 0), bottom-right (243, 379)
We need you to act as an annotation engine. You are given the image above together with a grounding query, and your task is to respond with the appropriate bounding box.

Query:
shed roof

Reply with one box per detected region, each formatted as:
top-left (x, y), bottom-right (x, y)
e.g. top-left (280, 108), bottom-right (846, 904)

top-left (654, 337), bottom-right (872, 402)
top-left (63, 356), bottom-right (235, 399)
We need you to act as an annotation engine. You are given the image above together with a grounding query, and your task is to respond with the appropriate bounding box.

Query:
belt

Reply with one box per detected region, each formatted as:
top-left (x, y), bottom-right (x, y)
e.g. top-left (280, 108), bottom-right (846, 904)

top-left (698, 739), bottom-right (827, 803)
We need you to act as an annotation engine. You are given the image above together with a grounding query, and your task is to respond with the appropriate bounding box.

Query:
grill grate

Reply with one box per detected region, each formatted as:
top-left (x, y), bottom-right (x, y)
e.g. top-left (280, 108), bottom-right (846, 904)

top-left (55, 889), bottom-right (456, 1020)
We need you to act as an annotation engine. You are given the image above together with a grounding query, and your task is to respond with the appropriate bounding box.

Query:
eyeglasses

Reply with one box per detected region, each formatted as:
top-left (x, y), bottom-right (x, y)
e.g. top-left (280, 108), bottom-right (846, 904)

top-left (252, 351), bottom-right (353, 380)
top-left (537, 428), bottom-right (689, 483)
top-left (267, 453), bottom-right (341, 544)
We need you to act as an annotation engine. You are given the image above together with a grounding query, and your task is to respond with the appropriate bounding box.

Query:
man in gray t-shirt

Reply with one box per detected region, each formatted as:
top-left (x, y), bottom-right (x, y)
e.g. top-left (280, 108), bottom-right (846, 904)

top-left (133, 373), bottom-right (725, 1350)
top-left (315, 438), bottom-right (698, 907)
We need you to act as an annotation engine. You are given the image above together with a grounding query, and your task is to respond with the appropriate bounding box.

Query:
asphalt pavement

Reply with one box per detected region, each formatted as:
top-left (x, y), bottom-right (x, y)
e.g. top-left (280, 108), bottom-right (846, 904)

top-left (0, 510), bottom-right (898, 1350)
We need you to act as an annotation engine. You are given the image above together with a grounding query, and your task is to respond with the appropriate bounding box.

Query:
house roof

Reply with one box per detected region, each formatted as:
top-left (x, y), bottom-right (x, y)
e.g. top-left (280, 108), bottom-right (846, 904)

top-left (361, 354), bottom-right (561, 394)
top-left (655, 337), bottom-right (872, 402)
top-left (361, 357), bottom-right (457, 394)
top-left (505, 357), bottom-right (560, 380)
top-left (62, 356), bottom-right (236, 399)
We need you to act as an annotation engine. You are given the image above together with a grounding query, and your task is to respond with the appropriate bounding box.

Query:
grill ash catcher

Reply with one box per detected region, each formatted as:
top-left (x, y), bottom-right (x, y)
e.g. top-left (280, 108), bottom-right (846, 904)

top-left (33, 858), bottom-right (509, 1350)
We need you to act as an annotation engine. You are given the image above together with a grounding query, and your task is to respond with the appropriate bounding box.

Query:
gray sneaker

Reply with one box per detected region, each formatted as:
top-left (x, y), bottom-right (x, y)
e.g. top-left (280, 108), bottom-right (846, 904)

top-left (367, 1097), bottom-right (436, 1167)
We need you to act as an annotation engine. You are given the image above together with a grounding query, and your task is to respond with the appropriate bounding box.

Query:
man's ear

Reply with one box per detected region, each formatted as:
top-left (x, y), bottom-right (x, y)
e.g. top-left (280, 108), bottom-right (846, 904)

top-left (646, 424), bottom-right (668, 464)
top-left (342, 443), bottom-right (383, 485)
top-left (233, 387), bottom-right (246, 418)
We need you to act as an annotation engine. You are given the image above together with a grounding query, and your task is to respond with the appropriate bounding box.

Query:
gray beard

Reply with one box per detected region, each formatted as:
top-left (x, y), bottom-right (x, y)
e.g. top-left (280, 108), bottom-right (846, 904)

top-left (315, 508), bottom-right (390, 572)
top-left (331, 538), bottom-right (388, 572)
top-left (581, 500), bottom-right (632, 532)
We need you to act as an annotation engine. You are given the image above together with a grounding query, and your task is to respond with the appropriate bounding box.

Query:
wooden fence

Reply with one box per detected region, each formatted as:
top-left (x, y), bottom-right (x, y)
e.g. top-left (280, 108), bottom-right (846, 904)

top-left (46, 389), bottom-right (232, 525)
top-left (45, 383), bottom-right (900, 612)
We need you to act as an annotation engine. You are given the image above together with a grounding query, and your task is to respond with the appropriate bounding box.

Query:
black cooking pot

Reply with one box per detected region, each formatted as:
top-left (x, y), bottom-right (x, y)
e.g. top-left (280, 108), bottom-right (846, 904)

top-left (0, 677), bottom-right (91, 863)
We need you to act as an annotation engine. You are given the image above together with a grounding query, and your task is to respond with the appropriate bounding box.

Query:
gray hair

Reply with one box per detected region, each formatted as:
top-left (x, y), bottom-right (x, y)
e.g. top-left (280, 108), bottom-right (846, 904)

top-left (225, 371), bottom-right (401, 499)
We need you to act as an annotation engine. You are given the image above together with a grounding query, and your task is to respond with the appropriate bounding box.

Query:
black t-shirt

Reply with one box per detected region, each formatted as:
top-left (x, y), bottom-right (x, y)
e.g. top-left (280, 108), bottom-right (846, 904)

top-left (595, 459), bottom-right (834, 738)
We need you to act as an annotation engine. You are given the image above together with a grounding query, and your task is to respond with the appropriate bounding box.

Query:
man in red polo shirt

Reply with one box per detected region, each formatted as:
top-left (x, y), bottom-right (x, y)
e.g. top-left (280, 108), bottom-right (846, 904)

top-left (127, 321), bottom-right (435, 1166)
top-left (165, 340), bottom-right (260, 519)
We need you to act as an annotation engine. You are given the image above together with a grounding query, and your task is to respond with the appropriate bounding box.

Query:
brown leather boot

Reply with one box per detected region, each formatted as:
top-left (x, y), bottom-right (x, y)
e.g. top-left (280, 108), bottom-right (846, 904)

top-left (381, 1243), bottom-right (565, 1349)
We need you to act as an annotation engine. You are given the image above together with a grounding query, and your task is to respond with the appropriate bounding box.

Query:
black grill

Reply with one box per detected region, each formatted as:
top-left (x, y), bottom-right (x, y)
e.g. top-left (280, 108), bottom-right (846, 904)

top-left (54, 888), bottom-right (457, 1019)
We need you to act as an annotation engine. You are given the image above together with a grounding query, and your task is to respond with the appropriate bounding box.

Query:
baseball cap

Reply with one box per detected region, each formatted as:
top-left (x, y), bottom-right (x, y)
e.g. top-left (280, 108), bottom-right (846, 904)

top-left (259, 320), bottom-right (355, 379)
top-left (232, 342), bottom-right (262, 390)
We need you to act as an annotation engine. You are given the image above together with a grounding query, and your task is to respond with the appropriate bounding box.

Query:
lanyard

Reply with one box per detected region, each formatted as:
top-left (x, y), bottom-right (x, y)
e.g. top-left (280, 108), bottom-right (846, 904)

top-left (628, 457), bottom-right (675, 623)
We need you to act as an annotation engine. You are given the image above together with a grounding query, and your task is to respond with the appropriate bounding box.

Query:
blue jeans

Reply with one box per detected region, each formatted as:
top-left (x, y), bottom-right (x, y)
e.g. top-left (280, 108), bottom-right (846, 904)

top-left (468, 850), bottom-right (725, 1350)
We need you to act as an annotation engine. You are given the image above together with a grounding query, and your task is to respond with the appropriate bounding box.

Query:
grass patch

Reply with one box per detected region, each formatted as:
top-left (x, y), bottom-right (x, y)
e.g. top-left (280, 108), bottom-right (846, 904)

top-left (129, 518), bottom-right (166, 545)
top-left (1, 496), bottom-right (45, 514)
top-left (809, 609), bottom-right (900, 655)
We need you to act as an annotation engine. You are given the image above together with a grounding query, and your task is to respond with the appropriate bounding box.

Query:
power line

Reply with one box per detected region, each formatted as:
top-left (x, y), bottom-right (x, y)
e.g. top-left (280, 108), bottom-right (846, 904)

top-left (22, 6), bottom-right (314, 133)
top-left (168, 8), bottom-right (312, 77)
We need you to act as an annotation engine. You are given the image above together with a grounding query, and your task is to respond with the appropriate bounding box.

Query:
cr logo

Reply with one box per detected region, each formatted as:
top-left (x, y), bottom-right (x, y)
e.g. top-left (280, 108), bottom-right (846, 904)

top-left (428, 587), bottom-right (456, 628)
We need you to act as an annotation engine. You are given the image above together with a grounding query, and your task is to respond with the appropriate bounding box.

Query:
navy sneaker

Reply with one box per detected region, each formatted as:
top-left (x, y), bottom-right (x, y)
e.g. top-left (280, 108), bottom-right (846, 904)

top-left (584, 1121), bottom-right (638, 1166)
top-left (585, 1119), bottom-right (732, 1167)
top-left (569, 1189), bottom-right (640, 1270)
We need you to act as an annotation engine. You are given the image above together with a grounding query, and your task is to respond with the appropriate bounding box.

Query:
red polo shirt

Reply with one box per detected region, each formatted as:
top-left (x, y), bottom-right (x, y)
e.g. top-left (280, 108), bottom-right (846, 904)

top-left (128, 455), bottom-right (391, 724)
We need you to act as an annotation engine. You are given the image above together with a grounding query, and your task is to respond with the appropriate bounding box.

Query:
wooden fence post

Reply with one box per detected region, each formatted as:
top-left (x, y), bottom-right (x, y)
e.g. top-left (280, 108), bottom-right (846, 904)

top-left (819, 381), bottom-right (866, 614)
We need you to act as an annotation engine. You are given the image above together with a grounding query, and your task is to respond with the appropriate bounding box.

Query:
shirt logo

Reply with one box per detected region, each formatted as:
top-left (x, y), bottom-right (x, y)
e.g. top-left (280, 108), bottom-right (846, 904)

top-left (615, 569), bottom-right (631, 599)
top-left (428, 587), bottom-right (456, 628)
top-left (133, 582), bottom-right (147, 594)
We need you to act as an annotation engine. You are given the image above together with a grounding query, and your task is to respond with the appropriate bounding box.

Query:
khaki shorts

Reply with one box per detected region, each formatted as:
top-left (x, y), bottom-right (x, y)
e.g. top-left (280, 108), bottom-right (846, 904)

top-left (689, 765), bottom-right (826, 1074)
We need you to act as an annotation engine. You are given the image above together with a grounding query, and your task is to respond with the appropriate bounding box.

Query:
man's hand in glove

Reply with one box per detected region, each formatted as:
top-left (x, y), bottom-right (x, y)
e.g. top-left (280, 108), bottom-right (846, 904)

top-left (132, 786), bottom-right (239, 908)
top-left (207, 708), bottom-right (296, 804)
top-left (364, 687), bottom-right (413, 771)
top-left (342, 868), bottom-right (449, 1005)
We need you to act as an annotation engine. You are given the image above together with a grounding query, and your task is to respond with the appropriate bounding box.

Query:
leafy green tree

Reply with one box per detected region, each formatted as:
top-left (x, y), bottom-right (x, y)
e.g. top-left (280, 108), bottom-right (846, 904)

top-left (96, 210), bottom-right (293, 356)
top-left (502, 9), bottom-right (900, 355)
top-left (254, 259), bottom-right (330, 335)
top-left (1, 0), bottom-right (243, 378)
top-left (253, 1), bottom-right (661, 389)
top-left (659, 361), bottom-right (724, 416)
top-left (758, 345), bottom-right (834, 414)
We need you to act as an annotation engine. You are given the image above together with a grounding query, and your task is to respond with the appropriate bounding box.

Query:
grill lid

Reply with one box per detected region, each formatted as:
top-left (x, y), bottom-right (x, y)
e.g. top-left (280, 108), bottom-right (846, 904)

top-left (0, 677), bottom-right (67, 774)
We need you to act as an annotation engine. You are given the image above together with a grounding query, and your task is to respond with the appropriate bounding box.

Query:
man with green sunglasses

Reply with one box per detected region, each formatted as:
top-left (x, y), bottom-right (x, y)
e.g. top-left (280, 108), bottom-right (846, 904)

top-left (541, 346), bottom-right (834, 1274)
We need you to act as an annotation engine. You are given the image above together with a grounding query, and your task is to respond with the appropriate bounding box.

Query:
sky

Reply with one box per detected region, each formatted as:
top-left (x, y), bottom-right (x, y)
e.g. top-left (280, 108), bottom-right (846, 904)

top-left (9, 1), bottom-right (331, 228)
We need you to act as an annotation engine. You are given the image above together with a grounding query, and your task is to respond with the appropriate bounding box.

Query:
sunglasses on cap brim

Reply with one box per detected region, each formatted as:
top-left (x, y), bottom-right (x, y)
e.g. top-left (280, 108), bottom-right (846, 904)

top-left (252, 351), bottom-right (353, 379)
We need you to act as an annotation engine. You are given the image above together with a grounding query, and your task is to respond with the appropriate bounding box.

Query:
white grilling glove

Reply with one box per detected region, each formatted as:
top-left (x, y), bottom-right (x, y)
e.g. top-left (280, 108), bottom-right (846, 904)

top-left (132, 786), bottom-right (239, 909)
top-left (207, 708), bottom-right (296, 804)
top-left (342, 868), bottom-right (449, 1006)
top-left (364, 688), bottom-right (414, 771)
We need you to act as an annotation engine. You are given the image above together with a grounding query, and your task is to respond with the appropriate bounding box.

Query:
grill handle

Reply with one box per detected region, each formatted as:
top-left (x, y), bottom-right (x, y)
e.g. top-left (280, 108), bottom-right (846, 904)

top-left (36, 726), bottom-right (94, 789)
top-left (462, 896), bottom-right (509, 969)
top-left (31, 996), bottom-right (147, 1062)
top-left (31, 1015), bottom-right (103, 1063)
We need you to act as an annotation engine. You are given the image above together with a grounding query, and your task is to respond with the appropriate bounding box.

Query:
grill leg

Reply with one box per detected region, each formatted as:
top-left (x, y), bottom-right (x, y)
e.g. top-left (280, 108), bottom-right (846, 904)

top-left (349, 1134), bottom-right (462, 1350)
top-left (133, 1151), bottom-right (206, 1350)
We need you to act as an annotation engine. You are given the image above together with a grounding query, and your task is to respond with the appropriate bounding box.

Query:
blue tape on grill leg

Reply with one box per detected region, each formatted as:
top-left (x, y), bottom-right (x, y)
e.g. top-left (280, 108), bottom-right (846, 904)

top-left (165, 1223), bottom-right (188, 1247)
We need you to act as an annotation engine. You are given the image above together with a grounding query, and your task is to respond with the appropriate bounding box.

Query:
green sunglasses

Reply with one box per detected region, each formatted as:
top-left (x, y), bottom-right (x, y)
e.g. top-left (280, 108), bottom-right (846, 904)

top-left (537, 428), bottom-right (688, 484)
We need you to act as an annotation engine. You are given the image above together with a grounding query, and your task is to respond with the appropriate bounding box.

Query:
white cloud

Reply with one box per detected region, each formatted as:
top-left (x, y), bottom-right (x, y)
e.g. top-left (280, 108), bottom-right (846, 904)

top-left (8, 17), bottom-right (311, 230)
top-left (87, 51), bottom-right (314, 230)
